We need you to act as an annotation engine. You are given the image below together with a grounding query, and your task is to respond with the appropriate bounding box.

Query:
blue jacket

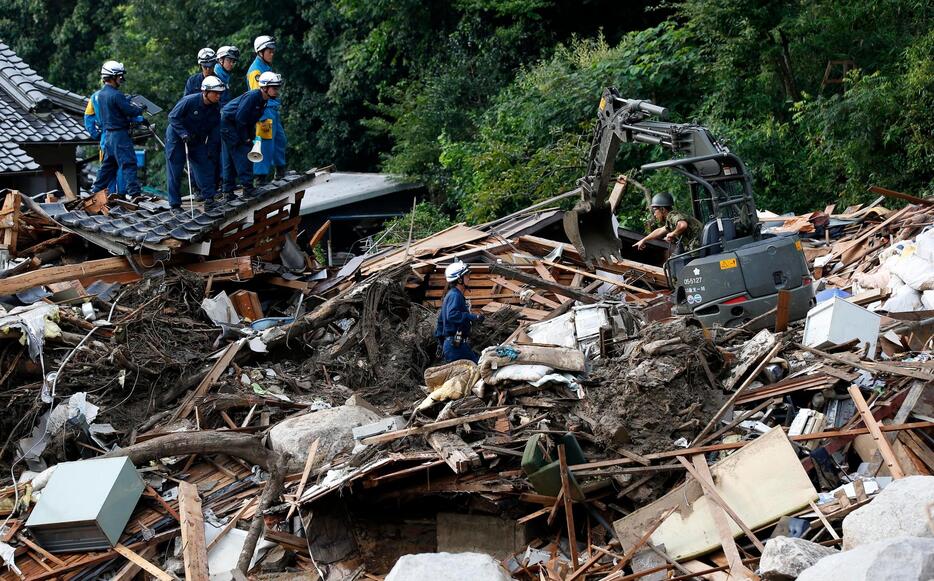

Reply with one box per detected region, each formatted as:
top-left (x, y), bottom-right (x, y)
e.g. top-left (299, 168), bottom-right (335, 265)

top-left (435, 287), bottom-right (479, 338)
top-left (213, 63), bottom-right (233, 107)
top-left (184, 72), bottom-right (206, 96)
top-left (95, 84), bottom-right (144, 131)
top-left (167, 93), bottom-right (220, 144)
top-left (221, 89), bottom-right (267, 143)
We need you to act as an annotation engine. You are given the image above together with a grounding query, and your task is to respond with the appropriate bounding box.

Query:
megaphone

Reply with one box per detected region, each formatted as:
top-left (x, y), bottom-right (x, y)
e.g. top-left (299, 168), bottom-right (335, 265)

top-left (248, 137), bottom-right (263, 163)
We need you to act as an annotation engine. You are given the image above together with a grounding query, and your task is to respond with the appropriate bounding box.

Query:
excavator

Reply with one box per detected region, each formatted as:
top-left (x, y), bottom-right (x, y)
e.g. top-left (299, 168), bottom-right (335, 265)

top-left (564, 88), bottom-right (815, 329)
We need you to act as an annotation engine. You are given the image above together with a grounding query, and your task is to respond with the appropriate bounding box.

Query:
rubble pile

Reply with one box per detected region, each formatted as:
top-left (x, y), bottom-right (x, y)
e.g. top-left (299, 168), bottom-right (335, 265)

top-left (0, 179), bottom-right (931, 580)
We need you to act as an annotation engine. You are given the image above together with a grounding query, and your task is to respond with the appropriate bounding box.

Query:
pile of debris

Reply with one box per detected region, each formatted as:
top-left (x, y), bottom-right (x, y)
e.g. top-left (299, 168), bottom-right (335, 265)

top-left (0, 178), bottom-right (931, 581)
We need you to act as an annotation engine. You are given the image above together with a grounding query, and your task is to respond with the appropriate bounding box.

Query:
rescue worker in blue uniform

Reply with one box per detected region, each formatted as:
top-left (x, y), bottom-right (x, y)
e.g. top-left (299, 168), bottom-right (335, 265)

top-left (84, 90), bottom-right (124, 193)
top-left (434, 260), bottom-right (485, 363)
top-left (246, 35), bottom-right (286, 182)
top-left (212, 46), bottom-right (240, 188)
top-left (219, 71), bottom-right (282, 193)
top-left (90, 61), bottom-right (145, 198)
top-left (183, 48), bottom-right (217, 96)
top-left (164, 76), bottom-right (226, 209)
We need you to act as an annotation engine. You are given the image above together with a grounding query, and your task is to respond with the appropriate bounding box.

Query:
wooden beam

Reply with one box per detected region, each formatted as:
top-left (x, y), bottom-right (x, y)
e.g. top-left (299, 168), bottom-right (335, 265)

top-left (179, 481), bottom-right (210, 581)
top-left (360, 408), bottom-right (509, 445)
top-left (689, 455), bottom-right (760, 579)
top-left (172, 339), bottom-right (246, 422)
top-left (490, 276), bottom-right (561, 308)
top-left (111, 544), bottom-right (159, 581)
top-left (868, 185), bottom-right (933, 206)
top-left (488, 262), bottom-right (598, 304)
top-left (113, 543), bottom-right (174, 581)
top-left (286, 439), bottom-right (319, 521)
top-left (54, 171), bottom-right (77, 201)
top-left (808, 501), bottom-right (840, 540)
top-left (427, 431), bottom-right (481, 474)
top-left (558, 444), bottom-right (579, 569)
top-left (848, 385), bottom-right (905, 478)
top-left (677, 456), bottom-right (765, 552)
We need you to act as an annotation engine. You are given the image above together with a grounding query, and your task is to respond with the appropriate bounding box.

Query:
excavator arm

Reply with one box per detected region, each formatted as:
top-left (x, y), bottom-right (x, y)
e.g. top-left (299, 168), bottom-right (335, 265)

top-left (565, 88), bottom-right (758, 264)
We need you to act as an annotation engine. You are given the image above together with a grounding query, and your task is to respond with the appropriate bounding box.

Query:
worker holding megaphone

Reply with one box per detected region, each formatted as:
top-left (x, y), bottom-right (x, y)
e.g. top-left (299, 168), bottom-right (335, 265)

top-left (219, 71), bottom-right (283, 196)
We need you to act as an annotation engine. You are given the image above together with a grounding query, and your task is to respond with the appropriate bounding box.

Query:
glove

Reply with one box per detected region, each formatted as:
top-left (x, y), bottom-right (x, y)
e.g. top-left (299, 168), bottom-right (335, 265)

top-left (180, 133), bottom-right (190, 143)
top-left (477, 314), bottom-right (486, 323)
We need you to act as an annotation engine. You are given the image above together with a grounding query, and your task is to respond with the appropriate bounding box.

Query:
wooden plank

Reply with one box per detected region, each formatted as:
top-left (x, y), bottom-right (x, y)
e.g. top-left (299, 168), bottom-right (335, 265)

top-left (677, 456), bottom-right (765, 552)
top-left (172, 339), bottom-right (246, 422)
top-left (490, 276), bottom-right (561, 308)
top-left (488, 262), bottom-right (598, 304)
top-left (848, 385), bottom-right (905, 478)
top-left (809, 500), bottom-right (840, 540)
top-left (688, 455), bottom-right (759, 580)
top-left (111, 544), bottom-right (158, 581)
top-left (308, 219), bottom-right (331, 249)
top-left (360, 408), bottom-right (508, 445)
top-left (533, 261), bottom-right (570, 303)
top-left (427, 431), bottom-right (481, 474)
top-left (286, 439), bottom-right (320, 521)
top-left (54, 171), bottom-right (77, 201)
top-left (774, 289), bottom-right (791, 332)
top-left (0, 256), bottom-right (133, 295)
top-left (16, 533), bottom-right (65, 566)
top-left (558, 444), bottom-right (579, 569)
top-left (179, 480), bottom-right (210, 581)
top-left (868, 185), bottom-right (933, 206)
top-left (113, 543), bottom-right (174, 581)
top-left (547, 261), bottom-right (654, 295)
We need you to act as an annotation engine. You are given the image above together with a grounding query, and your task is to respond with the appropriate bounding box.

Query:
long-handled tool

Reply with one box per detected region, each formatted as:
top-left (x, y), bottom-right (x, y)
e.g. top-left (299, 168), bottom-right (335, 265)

top-left (183, 141), bottom-right (196, 218)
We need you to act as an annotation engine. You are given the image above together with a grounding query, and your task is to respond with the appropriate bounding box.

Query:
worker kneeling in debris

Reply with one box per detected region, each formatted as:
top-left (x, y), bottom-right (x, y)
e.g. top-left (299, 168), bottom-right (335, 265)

top-left (219, 71), bottom-right (282, 194)
top-left (165, 76), bottom-right (226, 209)
top-left (435, 260), bottom-right (485, 364)
top-left (633, 192), bottom-right (702, 254)
top-left (90, 61), bottom-right (146, 199)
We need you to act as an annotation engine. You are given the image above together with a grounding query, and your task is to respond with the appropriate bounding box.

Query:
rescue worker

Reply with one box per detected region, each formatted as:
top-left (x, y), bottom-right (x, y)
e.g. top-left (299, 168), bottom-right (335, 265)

top-left (434, 260), bottom-right (485, 363)
top-left (212, 45), bottom-right (240, 188)
top-left (214, 46), bottom-right (240, 107)
top-left (246, 35), bottom-right (286, 182)
top-left (90, 61), bottom-right (146, 198)
top-left (633, 192), bottom-right (702, 254)
top-left (184, 48), bottom-right (217, 96)
top-left (165, 76), bottom-right (226, 209)
top-left (219, 71), bottom-right (282, 194)
top-left (84, 89), bottom-right (124, 193)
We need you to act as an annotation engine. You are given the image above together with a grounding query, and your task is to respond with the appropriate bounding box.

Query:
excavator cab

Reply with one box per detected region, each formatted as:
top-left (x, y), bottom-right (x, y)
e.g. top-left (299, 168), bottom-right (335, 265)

top-left (565, 89), bottom-right (815, 329)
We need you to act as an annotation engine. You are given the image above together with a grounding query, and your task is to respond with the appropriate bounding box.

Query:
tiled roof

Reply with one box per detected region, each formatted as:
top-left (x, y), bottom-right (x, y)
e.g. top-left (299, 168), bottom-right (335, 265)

top-left (47, 172), bottom-right (316, 250)
top-left (0, 41), bottom-right (92, 173)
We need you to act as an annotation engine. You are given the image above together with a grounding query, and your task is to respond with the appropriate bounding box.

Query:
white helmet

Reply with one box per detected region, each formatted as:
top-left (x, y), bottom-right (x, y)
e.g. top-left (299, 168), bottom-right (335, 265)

top-left (100, 60), bottom-right (126, 79)
top-left (444, 260), bottom-right (469, 283)
top-left (197, 48), bottom-right (217, 66)
top-left (200, 76), bottom-right (226, 92)
top-left (257, 71), bottom-right (283, 87)
top-left (254, 35), bottom-right (276, 53)
top-left (216, 45), bottom-right (240, 61)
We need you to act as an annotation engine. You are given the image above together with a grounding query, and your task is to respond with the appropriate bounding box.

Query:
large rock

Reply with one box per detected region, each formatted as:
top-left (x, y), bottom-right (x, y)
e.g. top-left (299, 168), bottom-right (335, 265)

top-left (797, 536), bottom-right (934, 581)
top-left (385, 552), bottom-right (511, 581)
top-left (843, 475), bottom-right (934, 549)
top-left (758, 536), bottom-right (838, 580)
top-left (268, 405), bottom-right (382, 471)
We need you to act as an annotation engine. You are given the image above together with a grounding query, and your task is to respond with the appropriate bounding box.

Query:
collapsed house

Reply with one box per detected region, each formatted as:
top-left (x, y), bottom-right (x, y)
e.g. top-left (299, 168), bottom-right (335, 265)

top-left (0, 172), bottom-right (931, 581)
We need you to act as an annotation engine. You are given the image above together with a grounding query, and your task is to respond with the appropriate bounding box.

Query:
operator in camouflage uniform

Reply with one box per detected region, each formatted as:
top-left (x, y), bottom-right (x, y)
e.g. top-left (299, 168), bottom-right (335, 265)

top-left (633, 192), bottom-right (702, 254)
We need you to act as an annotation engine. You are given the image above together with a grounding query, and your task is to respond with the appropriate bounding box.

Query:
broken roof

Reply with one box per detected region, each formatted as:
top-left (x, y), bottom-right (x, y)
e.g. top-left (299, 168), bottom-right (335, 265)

top-left (0, 41), bottom-right (92, 173)
top-left (298, 172), bottom-right (420, 216)
top-left (46, 171), bottom-right (321, 252)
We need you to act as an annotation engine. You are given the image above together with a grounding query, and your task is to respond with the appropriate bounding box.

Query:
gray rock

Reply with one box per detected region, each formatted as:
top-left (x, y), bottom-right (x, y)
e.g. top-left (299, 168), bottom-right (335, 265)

top-left (758, 536), bottom-right (838, 580)
top-left (797, 536), bottom-right (934, 581)
top-left (268, 405), bottom-right (382, 471)
top-left (843, 475), bottom-right (934, 549)
top-left (385, 552), bottom-right (512, 581)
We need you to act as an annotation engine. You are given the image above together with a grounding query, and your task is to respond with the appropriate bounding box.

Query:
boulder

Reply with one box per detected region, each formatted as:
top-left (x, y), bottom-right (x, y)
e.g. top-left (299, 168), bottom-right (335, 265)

top-left (758, 536), bottom-right (838, 580)
top-left (797, 536), bottom-right (934, 581)
top-left (385, 552), bottom-right (512, 581)
top-left (842, 475), bottom-right (934, 549)
top-left (268, 405), bottom-right (382, 471)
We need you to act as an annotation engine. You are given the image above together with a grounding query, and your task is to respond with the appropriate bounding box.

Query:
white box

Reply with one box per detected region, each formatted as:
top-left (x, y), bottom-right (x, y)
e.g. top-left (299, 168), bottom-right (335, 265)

top-left (803, 296), bottom-right (882, 359)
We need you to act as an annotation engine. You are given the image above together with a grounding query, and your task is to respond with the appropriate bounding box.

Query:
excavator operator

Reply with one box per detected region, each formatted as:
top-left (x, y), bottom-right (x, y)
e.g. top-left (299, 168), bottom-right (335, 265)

top-left (633, 192), bottom-right (702, 254)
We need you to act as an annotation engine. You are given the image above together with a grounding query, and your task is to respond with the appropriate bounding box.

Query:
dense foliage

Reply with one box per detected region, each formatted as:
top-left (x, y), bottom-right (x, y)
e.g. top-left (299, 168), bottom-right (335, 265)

top-left (2, 0), bottom-right (932, 230)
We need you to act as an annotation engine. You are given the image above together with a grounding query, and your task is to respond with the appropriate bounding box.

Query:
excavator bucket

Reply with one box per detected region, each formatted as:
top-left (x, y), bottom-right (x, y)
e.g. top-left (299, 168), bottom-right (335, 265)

top-left (563, 201), bottom-right (621, 266)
